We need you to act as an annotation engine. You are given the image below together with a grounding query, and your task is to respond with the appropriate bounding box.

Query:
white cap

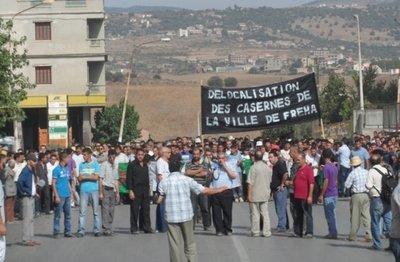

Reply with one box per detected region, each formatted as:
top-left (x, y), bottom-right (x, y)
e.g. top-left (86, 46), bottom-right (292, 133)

top-left (255, 141), bottom-right (263, 147)
top-left (195, 138), bottom-right (202, 143)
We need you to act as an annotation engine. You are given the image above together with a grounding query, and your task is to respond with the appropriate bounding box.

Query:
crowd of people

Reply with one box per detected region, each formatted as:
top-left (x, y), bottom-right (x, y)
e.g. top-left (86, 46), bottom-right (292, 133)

top-left (0, 130), bottom-right (399, 262)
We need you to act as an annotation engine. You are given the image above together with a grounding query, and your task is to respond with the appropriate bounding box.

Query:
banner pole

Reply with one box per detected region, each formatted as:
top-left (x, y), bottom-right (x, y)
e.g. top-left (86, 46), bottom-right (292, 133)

top-left (320, 119), bottom-right (326, 139)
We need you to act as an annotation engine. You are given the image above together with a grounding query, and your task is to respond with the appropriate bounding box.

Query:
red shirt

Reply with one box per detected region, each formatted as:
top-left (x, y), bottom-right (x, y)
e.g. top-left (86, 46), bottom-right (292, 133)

top-left (294, 164), bottom-right (314, 200)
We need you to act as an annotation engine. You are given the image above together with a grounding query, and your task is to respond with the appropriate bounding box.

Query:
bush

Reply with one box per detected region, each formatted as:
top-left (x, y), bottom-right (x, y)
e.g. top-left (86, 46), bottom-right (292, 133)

top-left (224, 77), bottom-right (238, 87)
top-left (207, 76), bottom-right (223, 87)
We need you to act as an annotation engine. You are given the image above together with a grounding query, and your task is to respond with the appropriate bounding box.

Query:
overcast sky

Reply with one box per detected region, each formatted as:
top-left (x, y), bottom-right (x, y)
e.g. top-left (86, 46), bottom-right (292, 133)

top-left (104, 0), bottom-right (314, 9)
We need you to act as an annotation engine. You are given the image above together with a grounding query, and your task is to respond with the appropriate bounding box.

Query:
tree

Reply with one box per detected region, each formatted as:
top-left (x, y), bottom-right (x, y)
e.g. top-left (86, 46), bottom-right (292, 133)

top-left (320, 74), bottom-right (354, 124)
top-left (262, 125), bottom-right (294, 140)
top-left (207, 76), bottom-right (223, 88)
top-left (248, 67), bottom-right (259, 74)
top-left (224, 77), bottom-right (238, 87)
top-left (0, 19), bottom-right (35, 128)
top-left (92, 99), bottom-right (140, 144)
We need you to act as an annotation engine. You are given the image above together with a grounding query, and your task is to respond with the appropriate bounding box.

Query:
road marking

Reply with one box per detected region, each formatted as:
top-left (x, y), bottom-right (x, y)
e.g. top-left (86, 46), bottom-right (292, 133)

top-left (231, 235), bottom-right (251, 262)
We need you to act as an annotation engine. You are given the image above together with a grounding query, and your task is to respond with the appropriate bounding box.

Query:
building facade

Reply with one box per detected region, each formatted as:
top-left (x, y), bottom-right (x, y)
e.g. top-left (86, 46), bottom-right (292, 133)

top-left (2, 0), bottom-right (106, 149)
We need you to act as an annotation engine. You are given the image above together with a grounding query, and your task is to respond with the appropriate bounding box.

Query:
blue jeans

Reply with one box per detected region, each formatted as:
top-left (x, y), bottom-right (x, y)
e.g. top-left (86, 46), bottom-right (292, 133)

top-left (390, 238), bottom-right (400, 262)
top-left (156, 201), bottom-right (167, 233)
top-left (273, 188), bottom-right (288, 230)
top-left (338, 165), bottom-right (350, 196)
top-left (78, 191), bottom-right (101, 235)
top-left (53, 196), bottom-right (71, 235)
top-left (370, 197), bottom-right (392, 249)
top-left (323, 196), bottom-right (337, 236)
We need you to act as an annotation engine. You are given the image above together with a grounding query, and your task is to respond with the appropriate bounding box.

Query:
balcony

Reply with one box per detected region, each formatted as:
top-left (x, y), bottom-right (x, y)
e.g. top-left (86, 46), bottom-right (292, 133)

top-left (87, 38), bottom-right (104, 47)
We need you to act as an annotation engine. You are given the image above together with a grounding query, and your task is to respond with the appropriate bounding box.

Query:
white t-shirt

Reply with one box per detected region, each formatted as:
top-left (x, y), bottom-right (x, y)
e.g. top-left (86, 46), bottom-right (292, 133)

top-left (46, 162), bottom-right (58, 183)
top-left (13, 161), bottom-right (27, 182)
top-left (156, 158), bottom-right (170, 180)
top-left (72, 153), bottom-right (84, 177)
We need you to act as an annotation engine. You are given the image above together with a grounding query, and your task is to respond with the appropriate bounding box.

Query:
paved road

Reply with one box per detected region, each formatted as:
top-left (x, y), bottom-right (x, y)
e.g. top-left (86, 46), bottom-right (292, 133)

top-left (6, 199), bottom-right (393, 262)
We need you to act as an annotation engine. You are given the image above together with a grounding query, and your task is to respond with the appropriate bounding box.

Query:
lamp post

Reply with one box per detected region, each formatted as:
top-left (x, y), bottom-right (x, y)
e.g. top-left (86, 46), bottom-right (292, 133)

top-left (118, 39), bottom-right (161, 143)
top-left (10, 0), bottom-right (54, 151)
top-left (354, 14), bottom-right (364, 134)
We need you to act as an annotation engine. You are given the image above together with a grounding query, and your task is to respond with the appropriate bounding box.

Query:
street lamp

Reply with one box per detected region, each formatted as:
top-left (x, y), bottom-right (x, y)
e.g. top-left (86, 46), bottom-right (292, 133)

top-left (10, 0), bottom-right (54, 151)
top-left (118, 39), bottom-right (162, 143)
top-left (354, 14), bottom-right (364, 133)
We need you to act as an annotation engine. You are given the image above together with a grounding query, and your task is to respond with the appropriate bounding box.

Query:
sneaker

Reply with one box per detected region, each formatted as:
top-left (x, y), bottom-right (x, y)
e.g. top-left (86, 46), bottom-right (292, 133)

top-left (250, 232), bottom-right (260, 237)
top-left (226, 232), bottom-right (232, 236)
top-left (22, 240), bottom-right (35, 247)
top-left (216, 232), bottom-right (223, 236)
top-left (203, 226), bottom-right (210, 231)
top-left (234, 198), bottom-right (239, 203)
top-left (324, 234), bottom-right (338, 239)
top-left (30, 240), bottom-right (41, 246)
top-left (290, 233), bottom-right (301, 238)
top-left (76, 232), bottom-right (84, 238)
top-left (53, 234), bottom-right (61, 239)
top-left (262, 233), bottom-right (272, 238)
top-left (103, 231), bottom-right (113, 237)
top-left (239, 197), bottom-right (244, 202)
top-left (64, 233), bottom-right (74, 238)
top-left (346, 237), bottom-right (356, 241)
top-left (368, 245), bottom-right (382, 251)
top-left (304, 234), bottom-right (313, 239)
top-left (94, 232), bottom-right (101, 237)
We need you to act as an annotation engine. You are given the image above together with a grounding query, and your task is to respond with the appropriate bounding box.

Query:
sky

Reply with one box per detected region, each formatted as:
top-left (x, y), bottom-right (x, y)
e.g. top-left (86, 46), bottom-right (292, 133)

top-left (104, 0), bottom-right (314, 9)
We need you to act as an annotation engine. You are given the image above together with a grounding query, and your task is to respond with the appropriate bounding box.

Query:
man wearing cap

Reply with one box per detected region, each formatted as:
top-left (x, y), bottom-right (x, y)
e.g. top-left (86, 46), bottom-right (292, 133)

top-left (366, 149), bottom-right (392, 250)
top-left (17, 154), bottom-right (40, 246)
top-left (344, 156), bottom-right (371, 242)
top-left (52, 152), bottom-right (74, 238)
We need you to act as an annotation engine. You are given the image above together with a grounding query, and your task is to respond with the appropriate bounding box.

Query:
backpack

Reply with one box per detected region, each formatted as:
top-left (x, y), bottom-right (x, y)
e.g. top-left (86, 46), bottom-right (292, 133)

top-left (373, 167), bottom-right (398, 204)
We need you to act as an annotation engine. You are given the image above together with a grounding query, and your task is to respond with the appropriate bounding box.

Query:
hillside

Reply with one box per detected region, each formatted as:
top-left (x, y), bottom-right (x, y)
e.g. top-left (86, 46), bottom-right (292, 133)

top-left (105, 5), bottom-right (182, 14)
top-left (304, 0), bottom-right (395, 7)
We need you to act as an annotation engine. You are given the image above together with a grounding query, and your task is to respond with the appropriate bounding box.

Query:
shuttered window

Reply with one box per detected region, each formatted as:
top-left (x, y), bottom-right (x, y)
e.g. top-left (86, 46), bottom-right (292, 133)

top-left (35, 66), bottom-right (52, 84)
top-left (35, 22), bottom-right (51, 40)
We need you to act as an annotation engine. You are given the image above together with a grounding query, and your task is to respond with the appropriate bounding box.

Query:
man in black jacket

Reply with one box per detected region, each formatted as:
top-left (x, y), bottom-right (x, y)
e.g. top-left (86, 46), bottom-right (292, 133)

top-left (126, 148), bottom-right (153, 234)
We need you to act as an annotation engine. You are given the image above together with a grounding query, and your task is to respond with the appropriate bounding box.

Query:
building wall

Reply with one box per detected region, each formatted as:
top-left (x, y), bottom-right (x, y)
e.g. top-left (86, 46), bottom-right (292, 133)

top-left (1, 0), bottom-right (106, 147)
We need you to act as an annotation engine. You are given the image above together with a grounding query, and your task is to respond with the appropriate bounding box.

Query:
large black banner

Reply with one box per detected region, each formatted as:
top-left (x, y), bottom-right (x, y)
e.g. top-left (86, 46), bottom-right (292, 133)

top-left (201, 73), bottom-right (321, 134)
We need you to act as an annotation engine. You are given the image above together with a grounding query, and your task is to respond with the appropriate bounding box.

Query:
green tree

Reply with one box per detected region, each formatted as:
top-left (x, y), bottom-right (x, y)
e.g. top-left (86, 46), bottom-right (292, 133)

top-left (248, 67), bottom-right (259, 74)
top-left (320, 74), bottom-right (353, 124)
top-left (207, 76), bottom-right (223, 87)
top-left (92, 99), bottom-right (140, 144)
top-left (0, 19), bottom-right (35, 128)
top-left (224, 77), bottom-right (238, 87)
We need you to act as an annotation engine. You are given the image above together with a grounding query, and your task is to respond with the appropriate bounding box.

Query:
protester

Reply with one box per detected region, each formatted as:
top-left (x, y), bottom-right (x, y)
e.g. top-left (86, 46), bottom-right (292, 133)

top-left (247, 151), bottom-right (272, 237)
top-left (344, 156), bottom-right (372, 242)
top-left (0, 179), bottom-right (6, 262)
top-left (100, 149), bottom-right (120, 236)
top-left (77, 148), bottom-right (102, 237)
top-left (366, 149), bottom-right (392, 250)
top-left (210, 152), bottom-right (237, 236)
top-left (184, 148), bottom-right (211, 231)
top-left (17, 153), bottom-right (40, 246)
top-left (155, 147), bottom-right (171, 233)
top-left (318, 149), bottom-right (338, 239)
top-left (127, 148), bottom-right (153, 234)
top-left (390, 182), bottom-right (400, 262)
top-left (52, 152), bottom-right (73, 238)
top-left (157, 161), bottom-right (226, 262)
top-left (287, 152), bottom-right (314, 238)
top-left (4, 160), bottom-right (16, 223)
top-left (269, 149), bottom-right (289, 232)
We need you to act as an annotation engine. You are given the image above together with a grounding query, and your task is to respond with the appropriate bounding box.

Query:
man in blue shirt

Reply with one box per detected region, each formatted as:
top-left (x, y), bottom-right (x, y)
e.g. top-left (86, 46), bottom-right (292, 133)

top-left (52, 151), bottom-right (73, 238)
top-left (351, 138), bottom-right (370, 170)
top-left (77, 148), bottom-right (103, 237)
top-left (210, 152), bottom-right (237, 236)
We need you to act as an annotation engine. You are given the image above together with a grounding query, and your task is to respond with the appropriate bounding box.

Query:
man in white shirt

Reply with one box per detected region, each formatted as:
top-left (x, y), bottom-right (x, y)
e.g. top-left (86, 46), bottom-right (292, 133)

top-left (155, 147), bottom-right (171, 233)
top-left (365, 149), bottom-right (392, 251)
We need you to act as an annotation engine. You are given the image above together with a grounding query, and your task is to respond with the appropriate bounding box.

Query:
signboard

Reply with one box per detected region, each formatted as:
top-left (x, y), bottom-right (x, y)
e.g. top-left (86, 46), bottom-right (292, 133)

top-left (48, 94), bottom-right (68, 146)
top-left (201, 73), bottom-right (321, 134)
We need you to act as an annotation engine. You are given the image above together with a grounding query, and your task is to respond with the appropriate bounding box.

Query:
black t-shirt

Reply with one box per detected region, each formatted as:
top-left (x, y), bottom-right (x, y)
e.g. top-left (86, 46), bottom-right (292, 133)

top-left (270, 159), bottom-right (288, 190)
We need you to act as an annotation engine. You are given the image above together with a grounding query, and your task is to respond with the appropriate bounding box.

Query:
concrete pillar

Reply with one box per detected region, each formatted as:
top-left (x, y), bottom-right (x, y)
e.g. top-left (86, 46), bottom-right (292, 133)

top-left (82, 107), bottom-right (92, 146)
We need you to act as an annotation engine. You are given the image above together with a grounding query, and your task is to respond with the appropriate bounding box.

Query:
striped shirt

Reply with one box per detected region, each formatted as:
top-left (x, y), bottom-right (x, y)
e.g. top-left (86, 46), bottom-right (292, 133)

top-left (344, 166), bottom-right (369, 193)
top-left (159, 171), bottom-right (204, 223)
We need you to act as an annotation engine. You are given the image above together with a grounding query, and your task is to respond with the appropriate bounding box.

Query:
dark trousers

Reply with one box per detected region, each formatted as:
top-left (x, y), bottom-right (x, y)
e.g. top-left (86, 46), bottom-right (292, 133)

top-left (40, 184), bottom-right (51, 213)
top-left (338, 165), bottom-right (351, 197)
top-left (211, 189), bottom-right (233, 234)
top-left (190, 192), bottom-right (210, 228)
top-left (289, 193), bottom-right (298, 233)
top-left (130, 188), bottom-right (151, 232)
top-left (293, 198), bottom-right (313, 237)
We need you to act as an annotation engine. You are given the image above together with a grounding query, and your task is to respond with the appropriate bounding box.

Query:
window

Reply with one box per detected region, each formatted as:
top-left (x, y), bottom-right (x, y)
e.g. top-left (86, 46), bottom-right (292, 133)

top-left (35, 22), bottom-right (51, 40)
top-left (35, 66), bottom-right (52, 84)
